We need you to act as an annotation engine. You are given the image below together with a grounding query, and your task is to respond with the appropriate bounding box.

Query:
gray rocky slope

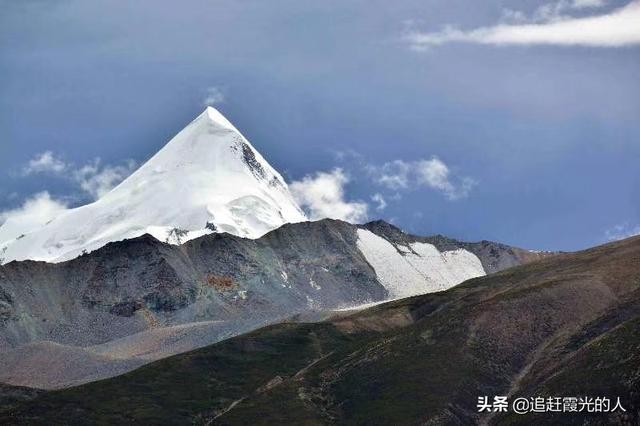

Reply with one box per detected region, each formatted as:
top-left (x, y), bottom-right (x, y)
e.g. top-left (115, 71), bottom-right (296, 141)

top-left (0, 219), bottom-right (546, 389)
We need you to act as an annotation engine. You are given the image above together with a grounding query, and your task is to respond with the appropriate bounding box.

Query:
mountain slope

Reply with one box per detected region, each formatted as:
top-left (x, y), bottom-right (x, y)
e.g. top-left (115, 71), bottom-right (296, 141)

top-left (2, 235), bottom-right (635, 425)
top-left (0, 107), bottom-right (306, 264)
top-left (0, 219), bottom-right (543, 389)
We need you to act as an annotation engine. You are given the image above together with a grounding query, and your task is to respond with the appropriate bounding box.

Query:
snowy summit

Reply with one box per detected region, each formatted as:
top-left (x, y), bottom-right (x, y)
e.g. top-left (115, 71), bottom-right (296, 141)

top-left (0, 107), bottom-right (307, 263)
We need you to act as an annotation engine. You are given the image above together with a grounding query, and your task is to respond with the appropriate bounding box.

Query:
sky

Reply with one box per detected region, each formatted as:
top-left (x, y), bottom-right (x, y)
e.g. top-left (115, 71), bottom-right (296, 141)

top-left (1, 0), bottom-right (639, 251)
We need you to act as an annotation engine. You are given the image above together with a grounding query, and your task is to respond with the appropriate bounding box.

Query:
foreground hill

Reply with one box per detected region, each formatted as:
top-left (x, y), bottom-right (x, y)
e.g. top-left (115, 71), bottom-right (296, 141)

top-left (2, 236), bottom-right (637, 425)
top-left (0, 219), bottom-right (538, 389)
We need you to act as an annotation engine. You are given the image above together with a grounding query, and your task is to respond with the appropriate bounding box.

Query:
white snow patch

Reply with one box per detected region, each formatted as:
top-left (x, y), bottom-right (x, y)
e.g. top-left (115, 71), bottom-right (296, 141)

top-left (309, 277), bottom-right (321, 290)
top-left (356, 229), bottom-right (485, 298)
top-left (333, 299), bottom-right (390, 312)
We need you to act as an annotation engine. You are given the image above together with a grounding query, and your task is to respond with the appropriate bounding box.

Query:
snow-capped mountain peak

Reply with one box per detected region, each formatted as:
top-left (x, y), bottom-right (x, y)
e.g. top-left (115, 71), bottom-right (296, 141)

top-left (0, 107), bottom-right (307, 264)
top-left (202, 105), bottom-right (238, 131)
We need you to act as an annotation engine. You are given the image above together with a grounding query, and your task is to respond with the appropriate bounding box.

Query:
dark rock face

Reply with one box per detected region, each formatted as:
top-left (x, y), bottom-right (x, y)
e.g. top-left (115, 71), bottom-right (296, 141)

top-left (0, 219), bottom-right (545, 388)
top-left (80, 235), bottom-right (195, 314)
top-left (0, 288), bottom-right (13, 324)
top-left (3, 236), bottom-right (636, 425)
top-left (0, 220), bottom-right (373, 348)
top-left (108, 300), bottom-right (143, 317)
top-left (238, 138), bottom-right (268, 181)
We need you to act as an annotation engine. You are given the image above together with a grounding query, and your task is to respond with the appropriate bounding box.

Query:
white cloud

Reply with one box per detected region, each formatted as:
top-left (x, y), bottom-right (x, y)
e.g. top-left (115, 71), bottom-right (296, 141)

top-left (415, 158), bottom-right (451, 192)
top-left (369, 160), bottom-right (411, 190)
top-left (22, 151), bottom-right (68, 175)
top-left (290, 168), bottom-right (368, 223)
top-left (415, 158), bottom-right (476, 200)
top-left (502, 0), bottom-right (608, 24)
top-left (74, 159), bottom-right (137, 200)
top-left (368, 157), bottom-right (475, 200)
top-left (572, 0), bottom-right (607, 9)
top-left (202, 86), bottom-right (225, 106)
top-left (21, 151), bottom-right (136, 201)
top-left (0, 192), bottom-right (68, 244)
top-left (333, 149), bottom-right (365, 163)
top-left (371, 193), bottom-right (387, 210)
top-left (406, 0), bottom-right (640, 48)
top-left (605, 223), bottom-right (640, 241)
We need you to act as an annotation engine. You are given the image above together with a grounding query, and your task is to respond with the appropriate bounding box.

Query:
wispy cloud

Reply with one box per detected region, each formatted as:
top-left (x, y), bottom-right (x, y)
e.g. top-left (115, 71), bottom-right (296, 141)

top-left (415, 158), bottom-right (476, 200)
top-left (22, 151), bottom-right (67, 175)
top-left (406, 0), bottom-right (640, 48)
top-left (368, 157), bottom-right (476, 201)
top-left (21, 151), bottom-right (137, 201)
top-left (518, 0), bottom-right (610, 24)
top-left (605, 222), bottom-right (640, 241)
top-left (572, 0), bottom-right (608, 9)
top-left (369, 160), bottom-right (411, 190)
top-left (74, 159), bottom-right (137, 200)
top-left (290, 168), bottom-right (368, 223)
top-left (371, 193), bottom-right (387, 211)
top-left (202, 86), bottom-right (225, 106)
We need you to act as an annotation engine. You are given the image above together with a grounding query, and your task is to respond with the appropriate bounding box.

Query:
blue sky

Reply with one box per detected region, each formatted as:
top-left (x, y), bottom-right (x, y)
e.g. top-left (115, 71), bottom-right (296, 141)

top-left (1, 0), bottom-right (639, 251)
